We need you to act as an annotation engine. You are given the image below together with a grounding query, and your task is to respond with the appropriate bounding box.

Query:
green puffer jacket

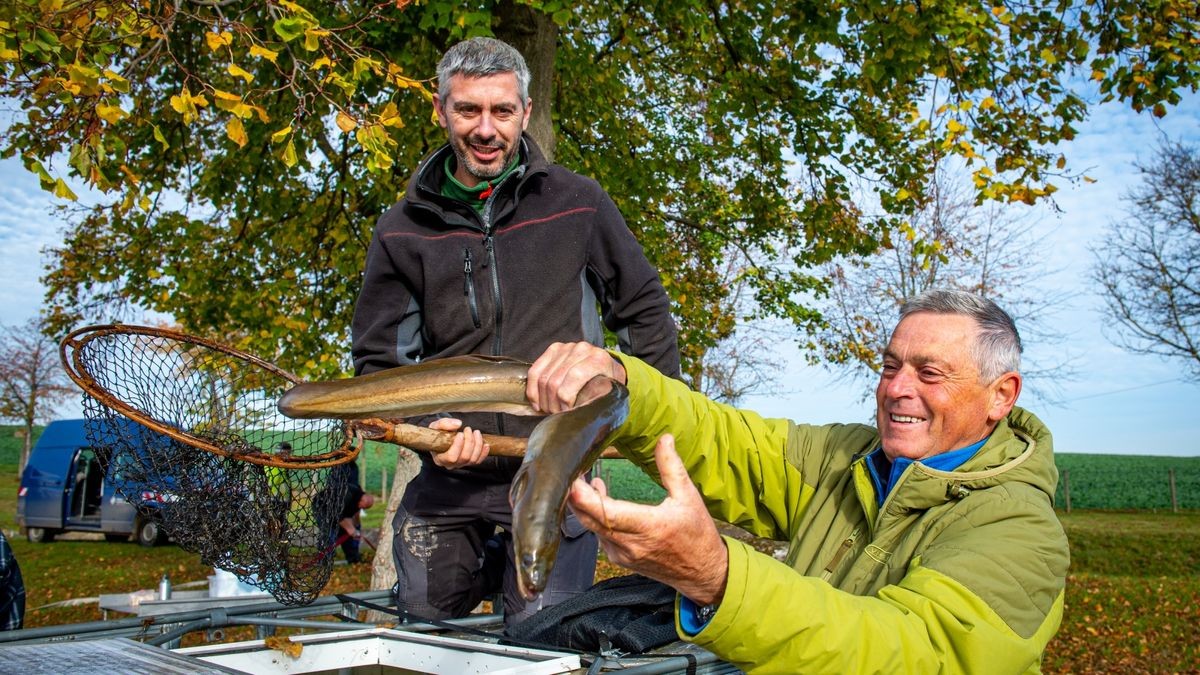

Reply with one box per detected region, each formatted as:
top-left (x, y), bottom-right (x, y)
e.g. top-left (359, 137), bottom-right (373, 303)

top-left (609, 354), bottom-right (1069, 674)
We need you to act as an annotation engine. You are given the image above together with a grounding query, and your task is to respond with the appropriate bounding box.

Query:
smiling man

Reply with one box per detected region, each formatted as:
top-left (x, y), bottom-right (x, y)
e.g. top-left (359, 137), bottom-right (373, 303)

top-left (523, 289), bottom-right (1069, 673)
top-left (351, 37), bottom-right (680, 627)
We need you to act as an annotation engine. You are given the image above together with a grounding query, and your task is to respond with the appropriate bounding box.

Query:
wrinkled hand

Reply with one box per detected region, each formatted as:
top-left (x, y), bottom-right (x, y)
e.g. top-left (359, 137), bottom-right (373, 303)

top-left (527, 342), bottom-right (627, 414)
top-left (429, 418), bottom-right (489, 469)
top-left (568, 433), bottom-right (728, 606)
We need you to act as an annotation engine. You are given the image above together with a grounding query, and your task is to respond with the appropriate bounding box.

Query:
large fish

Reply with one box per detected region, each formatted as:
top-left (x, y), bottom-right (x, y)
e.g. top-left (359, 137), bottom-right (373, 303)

top-left (278, 357), bottom-right (630, 598)
top-left (510, 376), bottom-right (629, 600)
top-left (277, 354), bottom-right (538, 420)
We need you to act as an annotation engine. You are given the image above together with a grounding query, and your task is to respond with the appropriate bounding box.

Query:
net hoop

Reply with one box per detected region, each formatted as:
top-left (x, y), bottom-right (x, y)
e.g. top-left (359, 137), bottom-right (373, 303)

top-left (60, 323), bottom-right (360, 469)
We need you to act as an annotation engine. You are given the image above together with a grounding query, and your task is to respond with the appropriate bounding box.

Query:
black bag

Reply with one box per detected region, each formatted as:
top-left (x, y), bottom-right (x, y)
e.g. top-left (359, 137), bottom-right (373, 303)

top-left (505, 574), bottom-right (678, 653)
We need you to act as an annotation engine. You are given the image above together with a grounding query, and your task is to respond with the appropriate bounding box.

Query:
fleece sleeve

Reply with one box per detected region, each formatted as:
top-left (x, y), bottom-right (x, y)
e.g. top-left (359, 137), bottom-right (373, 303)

top-left (351, 228), bottom-right (424, 376)
top-left (585, 191), bottom-right (682, 380)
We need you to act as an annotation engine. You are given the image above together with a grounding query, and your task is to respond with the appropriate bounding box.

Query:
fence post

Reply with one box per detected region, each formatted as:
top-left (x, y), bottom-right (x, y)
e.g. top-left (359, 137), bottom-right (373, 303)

top-left (1169, 468), bottom-right (1178, 513)
top-left (1062, 469), bottom-right (1071, 514)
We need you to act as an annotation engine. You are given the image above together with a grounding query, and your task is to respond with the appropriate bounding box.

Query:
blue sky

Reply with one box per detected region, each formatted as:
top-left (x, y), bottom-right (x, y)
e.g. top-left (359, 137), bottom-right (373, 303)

top-left (1, 93), bottom-right (1198, 457)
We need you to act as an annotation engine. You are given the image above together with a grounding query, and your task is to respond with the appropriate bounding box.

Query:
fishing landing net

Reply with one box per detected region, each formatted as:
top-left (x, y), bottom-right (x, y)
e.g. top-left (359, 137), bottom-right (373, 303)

top-left (60, 324), bottom-right (360, 605)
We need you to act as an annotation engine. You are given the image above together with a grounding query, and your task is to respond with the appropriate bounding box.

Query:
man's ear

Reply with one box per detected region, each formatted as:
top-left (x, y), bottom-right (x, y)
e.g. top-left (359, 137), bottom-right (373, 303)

top-left (521, 97), bottom-right (533, 130)
top-left (433, 95), bottom-right (447, 129)
top-left (988, 372), bottom-right (1022, 423)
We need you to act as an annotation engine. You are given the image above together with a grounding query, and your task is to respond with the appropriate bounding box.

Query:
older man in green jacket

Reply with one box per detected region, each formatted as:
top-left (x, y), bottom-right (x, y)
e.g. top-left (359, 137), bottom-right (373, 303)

top-left (519, 289), bottom-right (1068, 673)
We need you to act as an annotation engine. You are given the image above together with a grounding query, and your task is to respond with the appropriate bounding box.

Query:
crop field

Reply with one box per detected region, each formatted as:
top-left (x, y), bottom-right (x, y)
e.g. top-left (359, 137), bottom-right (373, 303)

top-left (1053, 452), bottom-right (1200, 510)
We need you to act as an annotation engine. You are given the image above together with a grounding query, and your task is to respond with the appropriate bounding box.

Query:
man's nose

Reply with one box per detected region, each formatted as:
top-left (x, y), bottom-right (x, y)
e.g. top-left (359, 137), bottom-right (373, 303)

top-left (884, 368), bottom-right (916, 398)
top-left (476, 112), bottom-right (496, 138)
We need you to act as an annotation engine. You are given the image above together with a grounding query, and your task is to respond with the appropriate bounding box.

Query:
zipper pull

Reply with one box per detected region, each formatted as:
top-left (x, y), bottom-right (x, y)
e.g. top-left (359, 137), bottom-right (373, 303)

top-left (463, 249), bottom-right (473, 294)
top-left (477, 234), bottom-right (493, 268)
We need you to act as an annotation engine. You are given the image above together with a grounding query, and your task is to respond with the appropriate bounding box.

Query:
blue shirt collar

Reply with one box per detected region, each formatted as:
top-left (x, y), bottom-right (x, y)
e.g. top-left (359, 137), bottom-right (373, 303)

top-left (867, 437), bottom-right (988, 506)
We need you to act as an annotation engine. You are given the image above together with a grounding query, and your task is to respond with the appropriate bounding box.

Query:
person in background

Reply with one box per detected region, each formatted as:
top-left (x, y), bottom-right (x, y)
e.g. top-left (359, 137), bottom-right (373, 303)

top-left (351, 37), bottom-right (680, 625)
top-left (335, 486), bottom-right (376, 565)
top-left (518, 289), bottom-right (1068, 672)
top-left (0, 531), bottom-right (25, 630)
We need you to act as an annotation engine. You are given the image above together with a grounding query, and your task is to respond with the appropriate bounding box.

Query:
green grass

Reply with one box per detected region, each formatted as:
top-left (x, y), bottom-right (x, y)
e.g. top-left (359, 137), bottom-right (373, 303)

top-left (1046, 511), bottom-right (1200, 673)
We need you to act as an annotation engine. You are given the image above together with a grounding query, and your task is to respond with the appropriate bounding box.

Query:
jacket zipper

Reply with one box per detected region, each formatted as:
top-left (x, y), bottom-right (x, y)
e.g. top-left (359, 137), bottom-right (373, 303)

top-left (484, 234), bottom-right (503, 359)
top-left (481, 193), bottom-right (504, 435)
top-left (820, 526), bottom-right (861, 583)
top-left (463, 249), bottom-right (481, 329)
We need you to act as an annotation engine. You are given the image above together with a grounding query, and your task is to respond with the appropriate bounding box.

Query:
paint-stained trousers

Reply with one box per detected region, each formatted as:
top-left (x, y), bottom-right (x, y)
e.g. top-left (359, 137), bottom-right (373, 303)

top-left (391, 467), bottom-right (598, 626)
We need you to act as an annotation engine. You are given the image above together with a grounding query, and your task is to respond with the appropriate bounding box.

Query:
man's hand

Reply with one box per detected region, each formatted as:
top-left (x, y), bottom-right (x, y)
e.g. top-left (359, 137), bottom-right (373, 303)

top-left (428, 418), bottom-right (489, 469)
top-left (568, 433), bottom-right (728, 606)
top-left (527, 342), bottom-right (628, 414)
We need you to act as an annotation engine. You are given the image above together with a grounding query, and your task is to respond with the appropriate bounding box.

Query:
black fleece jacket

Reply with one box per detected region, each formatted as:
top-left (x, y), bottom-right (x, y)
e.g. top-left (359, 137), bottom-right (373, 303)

top-left (351, 134), bottom-right (680, 482)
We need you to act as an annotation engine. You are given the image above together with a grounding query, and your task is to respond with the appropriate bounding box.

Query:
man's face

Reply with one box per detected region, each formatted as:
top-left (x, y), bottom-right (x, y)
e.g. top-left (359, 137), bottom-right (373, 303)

top-left (434, 71), bottom-right (531, 187)
top-left (875, 312), bottom-right (1018, 461)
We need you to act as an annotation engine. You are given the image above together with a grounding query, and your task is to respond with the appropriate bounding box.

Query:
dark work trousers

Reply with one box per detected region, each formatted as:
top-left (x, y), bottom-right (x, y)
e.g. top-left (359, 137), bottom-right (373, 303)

top-left (392, 467), bottom-right (598, 627)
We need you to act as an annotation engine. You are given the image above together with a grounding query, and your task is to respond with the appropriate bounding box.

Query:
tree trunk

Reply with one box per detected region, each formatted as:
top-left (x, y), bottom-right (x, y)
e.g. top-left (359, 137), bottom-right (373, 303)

top-left (18, 425), bottom-right (31, 478)
top-left (494, 0), bottom-right (557, 162)
top-left (367, 446), bottom-right (422, 620)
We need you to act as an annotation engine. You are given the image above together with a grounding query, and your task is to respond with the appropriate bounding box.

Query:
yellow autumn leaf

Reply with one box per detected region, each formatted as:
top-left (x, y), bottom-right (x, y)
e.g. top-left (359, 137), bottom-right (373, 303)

top-left (311, 56), bottom-right (333, 70)
top-left (335, 111), bottom-right (357, 132)
top-left (303, 28), bottom-right (330, 51)
top-left (228, 63), bottom-right (254, 83)
top-left (0, 48), bottom-right (19, 61)
top-left (278, 0), bottom-right (313, 17)
top-left (169, 93), bottom-right (196, 123)
top-left (251, 105), bottom-right (271, 123)
top-left (271, 125), bottom-right (292, 143)
top-left (226, 117), bottom-right (248, 147)
top-left (152, 124), bottom-right (169, 149)
top-left (102, 69), bottom-right (130, 93)
top-left (979, 96), bottom-right (996, 110)
top-left (249, 44), bottom-right (280, 63)
top-left (378, 101), bottom-right (404, 128)
top-left (205, 31), bottom-right (233, 52)
top-left (53, 178), bottom-right (77, 200)
top-left (281, 139), bottom-right (298, 167)
top-left (896, 188), bottom-right (911, 201)
top-left (95, 103), bottom-right (126, 124)
top-left (946, 119), bottom-right (966, 134)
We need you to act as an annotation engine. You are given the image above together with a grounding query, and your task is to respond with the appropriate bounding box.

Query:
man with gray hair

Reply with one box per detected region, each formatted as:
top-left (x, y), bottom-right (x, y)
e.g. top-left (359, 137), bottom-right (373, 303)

top-left (516, 289), bottom-right (1068, 671)
top-left (351, 37), bottom-right (680, 625)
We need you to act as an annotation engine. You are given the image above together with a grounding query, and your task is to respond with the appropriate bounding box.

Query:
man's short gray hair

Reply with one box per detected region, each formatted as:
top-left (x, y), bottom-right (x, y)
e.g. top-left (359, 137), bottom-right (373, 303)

top-left (437, 37), bottom-right (530, 104)
top-left (899, 289), bottom-right (1022, 381)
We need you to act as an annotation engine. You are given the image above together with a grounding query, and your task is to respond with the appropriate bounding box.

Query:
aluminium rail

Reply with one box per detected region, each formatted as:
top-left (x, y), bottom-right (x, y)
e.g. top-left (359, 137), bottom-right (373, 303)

top-left (0, 590), bottom-right (739, 674)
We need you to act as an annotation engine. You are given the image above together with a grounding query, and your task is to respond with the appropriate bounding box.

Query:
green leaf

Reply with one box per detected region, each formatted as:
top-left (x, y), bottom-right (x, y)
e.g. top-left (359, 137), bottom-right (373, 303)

top-left (273, 16), bottom-right (309, 42)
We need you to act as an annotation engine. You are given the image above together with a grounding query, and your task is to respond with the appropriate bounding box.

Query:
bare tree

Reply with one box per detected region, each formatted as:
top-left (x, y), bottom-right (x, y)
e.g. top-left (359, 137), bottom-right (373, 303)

top-left (0, 318), bottom-right (77, 474)
top-left (813, 166), bottom-right (1075, 402)
top-left (683, 250), bottom-right (790, 406)
top-left (1093, 140), bottom-right (1200, 380)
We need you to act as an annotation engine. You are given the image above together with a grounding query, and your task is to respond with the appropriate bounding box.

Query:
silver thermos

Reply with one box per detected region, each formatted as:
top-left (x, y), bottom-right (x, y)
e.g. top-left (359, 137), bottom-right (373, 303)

top-left (158, 573), bottom-right (172, 600)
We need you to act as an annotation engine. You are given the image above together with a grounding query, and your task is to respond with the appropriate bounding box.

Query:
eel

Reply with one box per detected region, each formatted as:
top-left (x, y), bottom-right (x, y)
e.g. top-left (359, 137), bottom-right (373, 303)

top-left (510, 376), bottom-right (630, 600)
top-left (277, 354), bottom-right (539, 420)
top-left (278, 356), bottom-right (631, 600)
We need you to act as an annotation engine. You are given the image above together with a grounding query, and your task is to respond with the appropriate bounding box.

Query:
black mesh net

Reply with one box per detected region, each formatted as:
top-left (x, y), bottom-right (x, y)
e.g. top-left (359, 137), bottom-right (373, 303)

top-left (61, 325), bottom-right (358, 605)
